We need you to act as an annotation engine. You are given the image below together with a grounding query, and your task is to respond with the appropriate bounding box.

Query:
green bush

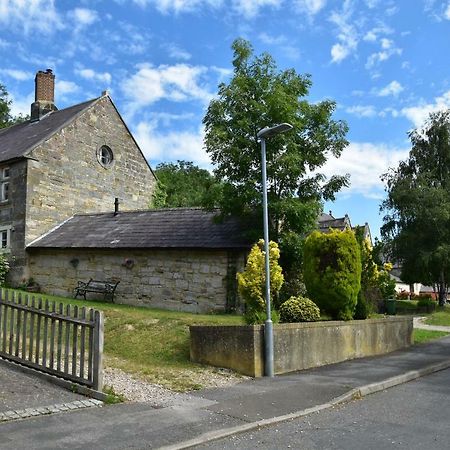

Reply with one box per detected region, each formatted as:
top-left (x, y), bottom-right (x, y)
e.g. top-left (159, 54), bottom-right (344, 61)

top-left (279, 296), bottom-right (320, 323)
top-left (417, 296), bottom-right (434, 308)
top-left (354, 291), bottom-right (369, 319)
top-left (0, 254), bottom-right (10, 286)
top-left (237, 240), bottom-right (284, 324)
top-left (303, 229), bottom-right (361, 320)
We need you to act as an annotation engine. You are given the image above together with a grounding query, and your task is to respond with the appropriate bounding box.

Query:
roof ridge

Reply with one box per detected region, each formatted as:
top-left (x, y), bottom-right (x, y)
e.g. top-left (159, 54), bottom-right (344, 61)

top-left (72, 207), bottom-right (218, 217)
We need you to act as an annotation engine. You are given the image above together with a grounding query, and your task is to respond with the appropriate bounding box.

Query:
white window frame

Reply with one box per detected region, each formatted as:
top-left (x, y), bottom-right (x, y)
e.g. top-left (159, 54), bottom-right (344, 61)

top-left (0, 166), bottom-right (10, 203)
top-left (0, 225), bottom-right (11, 251)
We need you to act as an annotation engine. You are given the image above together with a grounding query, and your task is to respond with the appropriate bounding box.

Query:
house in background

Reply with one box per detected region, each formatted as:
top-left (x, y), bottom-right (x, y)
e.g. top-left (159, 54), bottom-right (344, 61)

top-left (318, 211), bottom-right (372, 244)
top-left (0, 70), bottom-right (249, 313)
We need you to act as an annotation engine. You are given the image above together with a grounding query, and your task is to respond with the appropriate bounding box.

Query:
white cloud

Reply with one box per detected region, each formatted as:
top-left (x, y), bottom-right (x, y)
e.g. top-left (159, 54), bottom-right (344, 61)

top-left (232, 0), bottom-right (282, 18)
top-left (68, 8), bottom-right (98, 27)
top-left (134, 121), bottom-right (210, 167)
top-left (133, 0), bottom-right (222, 13)
top-left (376, 80), bottom-right (404, 97)
top-left (122, 63), bottom-right (213, 110)
top-left (0, 0), bottom-right (62, 33)
top-left (401, 90), bottom-right (450, 128)
top-left (9, 91), bottom-right (34, 117)
top-left (56, 80), bottom-right (80, 96)
top-left (75, 68), bottom-right (112, 84)
top-left (164, 43), bottom-right (191, 61)
top-left (445, 3), bottom-right (450, 19)
top-left (345, 105), bottom-right (377, 118)
top-left (321, 142), bottom-right (409, 198)
top-left (294, 0), bottom-right (326, 16)
top-left (329, 2), bottom-right (358, 64)
top-left (0, 69), bottom-right (32, 81)
top-left (365, 45), bottom-right (402, 69)
top-left (133, 0), bottom-right (281, 17)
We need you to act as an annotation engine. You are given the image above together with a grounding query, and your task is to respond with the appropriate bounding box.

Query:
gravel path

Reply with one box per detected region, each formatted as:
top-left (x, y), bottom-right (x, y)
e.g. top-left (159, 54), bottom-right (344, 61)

top-left (103, 367), bottom-right (247, 407)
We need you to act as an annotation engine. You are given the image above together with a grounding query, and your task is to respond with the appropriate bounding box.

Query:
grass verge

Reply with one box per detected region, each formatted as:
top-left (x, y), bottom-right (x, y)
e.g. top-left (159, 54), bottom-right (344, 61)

top-left (413, 329), bottom-right (450, 344)
top-left (424, 306), bottom-right (450, 327)
top-left (2, 288), bottom-right (244, 392)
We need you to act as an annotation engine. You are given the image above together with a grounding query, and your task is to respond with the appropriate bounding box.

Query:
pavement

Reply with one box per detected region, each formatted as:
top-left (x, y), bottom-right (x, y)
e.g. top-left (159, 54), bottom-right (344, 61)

top-left (1, 325), bottom-right (450, 449)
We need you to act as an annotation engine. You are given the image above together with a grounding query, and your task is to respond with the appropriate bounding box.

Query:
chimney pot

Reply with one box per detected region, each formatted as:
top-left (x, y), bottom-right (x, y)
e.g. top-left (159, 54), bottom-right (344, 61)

top-left (114, 197), bottom-right (119, 216)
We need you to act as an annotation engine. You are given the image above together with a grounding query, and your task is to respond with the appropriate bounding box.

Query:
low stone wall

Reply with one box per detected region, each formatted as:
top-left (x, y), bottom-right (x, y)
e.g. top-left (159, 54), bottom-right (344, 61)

top-left (190, 316), bottom-right (413, 377)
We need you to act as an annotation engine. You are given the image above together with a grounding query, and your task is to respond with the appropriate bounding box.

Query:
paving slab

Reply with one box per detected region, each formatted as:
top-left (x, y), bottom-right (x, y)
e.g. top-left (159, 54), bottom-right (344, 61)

top-left (0, 358), bottom-right (85, 413)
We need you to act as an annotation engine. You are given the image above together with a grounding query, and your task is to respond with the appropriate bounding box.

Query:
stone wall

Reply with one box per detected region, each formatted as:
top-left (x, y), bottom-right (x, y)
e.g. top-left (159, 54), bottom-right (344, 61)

top-left (0, 160), bottom-right (28, 282)
top-left (25, 95), bottom-right (156, 245)
top-left (190, 317), bottom-right (414, 376)
top-left (27, 248), bottom-right (246, 313)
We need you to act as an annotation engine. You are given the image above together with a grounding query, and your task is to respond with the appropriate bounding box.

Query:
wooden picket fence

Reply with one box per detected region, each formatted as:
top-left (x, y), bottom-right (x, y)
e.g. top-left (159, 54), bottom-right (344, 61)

top-left (0, 289), bottom-right (104, 390)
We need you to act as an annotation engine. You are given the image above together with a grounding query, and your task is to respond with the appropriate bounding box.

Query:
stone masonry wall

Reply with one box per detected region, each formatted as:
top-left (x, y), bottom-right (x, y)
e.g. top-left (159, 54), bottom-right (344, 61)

top-left (25, 95), bottom-right (156, 245)
top-left (0, 160), bottom-right (28, 281)
top-left (28, 248), bottom-right (246, 313)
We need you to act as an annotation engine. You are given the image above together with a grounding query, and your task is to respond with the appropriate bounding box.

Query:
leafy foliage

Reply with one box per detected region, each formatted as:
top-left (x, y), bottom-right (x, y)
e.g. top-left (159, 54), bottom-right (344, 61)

top-left (0, 83), bottom-right (28, 128)
top-left (236, 239), bottom-right (283, 324)
top-left (303, 229), bottom-right (361, 320)
top-left (152, 160), bottom-right (221, 208)
top-left (203, 38), bottom-right (349, 248)
top-left (279, 296), bottom-right (320, 323)
top-left (0, 254), bottom-right (10, 286)
top-left (381, 110), bottom-right (450, 305)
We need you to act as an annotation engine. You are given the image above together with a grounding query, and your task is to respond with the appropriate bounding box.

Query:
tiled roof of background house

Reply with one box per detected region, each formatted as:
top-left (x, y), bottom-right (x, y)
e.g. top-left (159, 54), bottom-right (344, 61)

top-left (27, 208), bottom-right (251, 250)
top-left (0, 98), bottom-right (99, 163)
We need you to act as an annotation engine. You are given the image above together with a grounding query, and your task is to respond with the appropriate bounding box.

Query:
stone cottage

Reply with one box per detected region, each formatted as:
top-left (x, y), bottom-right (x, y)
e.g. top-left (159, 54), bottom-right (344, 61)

top-left (0, 69), bottom-right (156, 284)
top-left (0, 69), bottom-right (249, 312)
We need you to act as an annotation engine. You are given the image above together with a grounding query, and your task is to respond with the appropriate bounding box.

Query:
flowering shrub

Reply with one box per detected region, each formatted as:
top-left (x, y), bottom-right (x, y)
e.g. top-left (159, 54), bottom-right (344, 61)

top-left (237, 239), bottom-right (283, 324)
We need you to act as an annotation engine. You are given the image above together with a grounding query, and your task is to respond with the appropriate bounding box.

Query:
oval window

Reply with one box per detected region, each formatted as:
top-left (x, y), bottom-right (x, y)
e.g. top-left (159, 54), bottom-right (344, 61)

top-left (97, 145), bottom-right (114, 168)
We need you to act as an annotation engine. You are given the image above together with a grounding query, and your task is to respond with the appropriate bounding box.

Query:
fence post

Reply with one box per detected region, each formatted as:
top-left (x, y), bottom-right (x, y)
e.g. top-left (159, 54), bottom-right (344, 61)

top-left (92, 310), bottom-right (104, 392)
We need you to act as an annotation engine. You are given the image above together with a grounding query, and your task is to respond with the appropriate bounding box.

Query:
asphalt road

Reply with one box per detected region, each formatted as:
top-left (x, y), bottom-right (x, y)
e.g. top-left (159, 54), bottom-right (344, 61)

top-left (196, 367), bottom-right (450, 450)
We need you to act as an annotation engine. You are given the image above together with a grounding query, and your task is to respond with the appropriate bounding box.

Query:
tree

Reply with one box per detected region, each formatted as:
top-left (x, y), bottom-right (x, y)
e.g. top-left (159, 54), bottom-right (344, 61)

top-left (381, 110), bottom-right (450, 306)
top-left (303, 229), bottom-right (361, 320)
top-left (203, 39), bottom-right (349, 275)
top-left (152, 160), bottom-right (221, 208)
top-left (0, 83), bottom-right (28, 128)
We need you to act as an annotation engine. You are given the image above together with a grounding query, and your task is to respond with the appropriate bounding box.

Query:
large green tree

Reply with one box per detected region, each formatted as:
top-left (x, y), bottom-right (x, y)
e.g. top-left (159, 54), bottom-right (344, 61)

top-left (152, 160), bottom-right (221, 208)
top-left (203, 39), bottom-right (349, 258)
top-left (0, 83), bottom-right (27, 128)
top-left (381, 110), bottom-right (450, 306)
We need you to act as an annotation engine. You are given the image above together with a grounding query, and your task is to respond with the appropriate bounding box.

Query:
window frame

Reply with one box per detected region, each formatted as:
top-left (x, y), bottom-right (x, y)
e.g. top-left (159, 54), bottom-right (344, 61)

top-left (0, 166), bottom-right (10, 203)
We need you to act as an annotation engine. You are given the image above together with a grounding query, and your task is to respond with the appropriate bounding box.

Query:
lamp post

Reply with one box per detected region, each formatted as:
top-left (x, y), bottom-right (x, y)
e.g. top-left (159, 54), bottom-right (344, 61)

top-left (257, 123), bottom-right (293, 377)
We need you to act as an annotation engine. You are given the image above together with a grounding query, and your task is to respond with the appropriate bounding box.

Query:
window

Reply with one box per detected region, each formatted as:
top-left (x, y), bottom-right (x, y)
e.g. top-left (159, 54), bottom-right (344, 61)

top-left (0, 226), bottom-right (11, 250)
top-left (0, 167), bottom-right (9, 202)
top-left (97, 145), bottom-right (114, 168)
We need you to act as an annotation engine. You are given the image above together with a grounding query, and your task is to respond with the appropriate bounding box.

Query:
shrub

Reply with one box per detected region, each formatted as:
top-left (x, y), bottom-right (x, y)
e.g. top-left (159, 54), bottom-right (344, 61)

top-left (303, 229), bottom-right (361, 320)
top-left (279, 296), bottom-right (320, 323)
top-left (354, 291), bottom-right (369, 319)
top-left (417, 295), bottom-right (434, 308)
top-left (0, 254), bottom-right (10, 286)
top-left (237, 239), bottom-right (284, 324)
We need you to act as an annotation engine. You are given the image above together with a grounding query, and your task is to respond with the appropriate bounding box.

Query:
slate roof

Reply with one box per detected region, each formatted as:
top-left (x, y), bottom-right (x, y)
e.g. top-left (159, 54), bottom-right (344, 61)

top-left (27, 208), bottom-right (251, 250)
top-left (0, 98), bottom-right (99, 163)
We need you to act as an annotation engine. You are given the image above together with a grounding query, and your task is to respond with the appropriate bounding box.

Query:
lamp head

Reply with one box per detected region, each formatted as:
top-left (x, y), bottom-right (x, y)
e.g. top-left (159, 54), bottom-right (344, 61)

top-left (257, 123), bottom-right (293, 139)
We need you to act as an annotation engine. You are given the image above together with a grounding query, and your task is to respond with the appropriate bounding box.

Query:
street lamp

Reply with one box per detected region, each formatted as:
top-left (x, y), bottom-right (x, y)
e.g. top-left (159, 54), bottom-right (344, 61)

top-left (257, 123), bottom-right (293, 377)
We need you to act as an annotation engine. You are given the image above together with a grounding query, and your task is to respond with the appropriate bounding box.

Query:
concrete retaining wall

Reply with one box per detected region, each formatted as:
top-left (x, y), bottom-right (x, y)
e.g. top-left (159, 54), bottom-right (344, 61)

top-left (190, 316), bottom-right (413, 377)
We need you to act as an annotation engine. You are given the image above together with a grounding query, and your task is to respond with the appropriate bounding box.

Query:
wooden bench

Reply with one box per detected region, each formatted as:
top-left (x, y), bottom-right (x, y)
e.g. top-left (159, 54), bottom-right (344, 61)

top-left (74, 279), bottom-right (120, 302)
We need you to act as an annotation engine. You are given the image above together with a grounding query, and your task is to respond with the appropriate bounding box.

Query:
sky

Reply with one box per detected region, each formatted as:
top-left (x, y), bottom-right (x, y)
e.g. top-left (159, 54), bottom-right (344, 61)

top-left (1, 0), bottom-right (450, 238)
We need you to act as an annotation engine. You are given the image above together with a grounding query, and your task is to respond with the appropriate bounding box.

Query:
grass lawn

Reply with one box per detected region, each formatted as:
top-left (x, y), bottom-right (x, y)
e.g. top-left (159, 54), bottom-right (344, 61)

top-left (413, 329), bottom-right (450, 344)
top-left (2, 288), bottom-right (244, 392)
top-left (424, 306), bottom-right (450, 327)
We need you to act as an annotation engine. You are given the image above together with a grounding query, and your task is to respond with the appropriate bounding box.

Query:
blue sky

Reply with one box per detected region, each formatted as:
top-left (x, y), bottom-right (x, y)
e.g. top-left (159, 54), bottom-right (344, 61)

top-left (1, 0), bottom-right (450, 238)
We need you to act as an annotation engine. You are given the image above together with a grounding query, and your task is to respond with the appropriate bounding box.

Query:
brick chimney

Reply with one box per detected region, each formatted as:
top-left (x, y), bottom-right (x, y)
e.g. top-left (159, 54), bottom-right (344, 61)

top-left (30, 69), bottom-right (58, 122)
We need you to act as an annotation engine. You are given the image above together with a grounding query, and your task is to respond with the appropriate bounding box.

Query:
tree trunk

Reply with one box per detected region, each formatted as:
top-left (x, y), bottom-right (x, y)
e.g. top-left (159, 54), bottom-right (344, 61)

top-left (438, 270), bottom-right (447, 307)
